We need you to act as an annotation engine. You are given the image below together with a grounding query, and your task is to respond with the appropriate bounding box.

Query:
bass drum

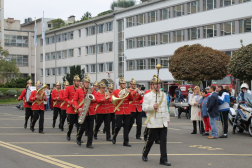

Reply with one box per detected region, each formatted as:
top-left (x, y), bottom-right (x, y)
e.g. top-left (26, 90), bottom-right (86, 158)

top-left (26, 86), bottom-right (36, 102)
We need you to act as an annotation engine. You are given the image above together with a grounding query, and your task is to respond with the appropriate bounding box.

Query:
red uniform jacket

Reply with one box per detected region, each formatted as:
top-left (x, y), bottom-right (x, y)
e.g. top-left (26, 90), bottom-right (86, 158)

top-left (59, 89), bottom-right (67, 110)
top-left (95, 91), bottom-right (111, 114)
top-left (64, 85), bottom-right (79, 114)
top-left (129, 88), bottom-right (143, 112)
top-left (51, 89), bottom-right (61, 108)
top-left (18, 88), bottom-right (31, 108)
top-left (107, 92), bottom-right (115, 113)
top-left (112, 89), bottom-right (134, 115)
top-left (29, 90), bottom-right (47, 111)
top-left (73, 88), bottom-right (96, 116)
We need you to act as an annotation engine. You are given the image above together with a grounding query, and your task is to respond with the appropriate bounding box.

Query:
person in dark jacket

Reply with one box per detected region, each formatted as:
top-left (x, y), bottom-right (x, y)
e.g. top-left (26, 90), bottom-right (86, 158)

top-left (207, 86), bottom-right (219, 139)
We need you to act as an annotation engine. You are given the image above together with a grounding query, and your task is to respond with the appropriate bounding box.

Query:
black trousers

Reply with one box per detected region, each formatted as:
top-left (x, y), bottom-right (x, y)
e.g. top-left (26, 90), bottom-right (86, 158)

top-left (142, 127), bottom-right (168, 163)
top-left (60, 110), bottom-right (67, 129)
top-left (129, 111), bottom-right (142, 138)
top-left (53, 107), bottom-right (61, 125)
top-left (31, 110), bottom-right (44, 132)
top-left (77, 115), bottom-right (95, 146)
top-left (113, 114), bottom-right (130, 144)
top-left (94, 114), bottom-right (111, 139)
top-left (67, 114), bottom-right (79, 137)
top-left (24, 107), bottom-right (33, 128)
top-left (220, 111), bottom-right (229, 134)
top-left (103, 113), bottom-right (115, 135)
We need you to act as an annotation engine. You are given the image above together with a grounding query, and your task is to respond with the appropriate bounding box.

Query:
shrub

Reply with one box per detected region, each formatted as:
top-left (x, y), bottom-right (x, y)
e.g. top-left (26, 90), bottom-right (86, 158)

top-left (6, 89), bottom-right (18, 96)
top-left (0, 91), bottom-right (3, 97)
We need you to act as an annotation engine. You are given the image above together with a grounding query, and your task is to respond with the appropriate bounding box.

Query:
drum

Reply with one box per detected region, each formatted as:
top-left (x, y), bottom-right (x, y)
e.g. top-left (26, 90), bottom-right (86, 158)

top-left (26, 86), bottom-right (36, 102)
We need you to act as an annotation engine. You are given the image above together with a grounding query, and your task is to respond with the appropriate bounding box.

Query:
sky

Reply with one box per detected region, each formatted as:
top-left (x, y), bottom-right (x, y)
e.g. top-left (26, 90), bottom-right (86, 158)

top-left (4, 0), bottom-right (114, 23)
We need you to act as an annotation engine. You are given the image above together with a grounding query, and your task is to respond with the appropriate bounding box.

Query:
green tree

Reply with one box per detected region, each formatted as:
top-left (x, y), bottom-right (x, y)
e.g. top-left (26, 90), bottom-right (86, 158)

top-left (111, 0), bottom-right (136, 11)
top-left (229, 41), bottom-right (252, 82)
top-left (80, 11), bottom-right (92, 21)
top-left (62, 65), bottom-right (85, 85)
top-left (169, 44), bottom-right (230, 87)
top-left (51, 18), bottom-right (65, 28)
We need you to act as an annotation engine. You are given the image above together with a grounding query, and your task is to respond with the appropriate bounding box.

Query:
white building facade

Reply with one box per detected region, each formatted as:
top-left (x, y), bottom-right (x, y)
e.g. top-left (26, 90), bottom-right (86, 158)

top-left (113, 0), bottom-right (252, 90)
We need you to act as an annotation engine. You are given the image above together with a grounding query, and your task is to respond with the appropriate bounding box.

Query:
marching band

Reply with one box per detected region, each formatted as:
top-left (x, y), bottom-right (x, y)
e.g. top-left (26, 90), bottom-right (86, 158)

top-left (19, 64), bottom-right (171, 166)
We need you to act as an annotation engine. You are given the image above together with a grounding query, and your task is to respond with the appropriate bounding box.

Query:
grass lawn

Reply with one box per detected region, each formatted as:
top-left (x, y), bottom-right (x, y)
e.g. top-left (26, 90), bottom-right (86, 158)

top-left (0, 98), bottom-right (19, 104)
top-left (0, 88), bottom-right (24, 93)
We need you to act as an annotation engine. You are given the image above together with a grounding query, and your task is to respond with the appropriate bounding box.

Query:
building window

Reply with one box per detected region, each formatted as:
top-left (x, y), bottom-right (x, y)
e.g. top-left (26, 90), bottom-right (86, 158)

top-left (4, 35), bottom-right (28, 47)
top-left (46, 69), bottom-right (50, 76)
top-left (161, 57), bottom-right (169, 68)
top-left (40, 39), bottom-right (43, 46)
top-left (98, 44), bottom-right (104, 53)
top-left (62, 33), bottom-right (68, 41)
top-left (221, 21), bottom-right (235, 36)
top-left (57, 51), bottom-right (61, 59)
top-left (174, 30), bottom-right (185, 42)
top-left (173, 4), bottom-right (184, 17)
top-left (78, 29), bottom-right (81, 37)
top-left (41, 69), bottom-right (43, 76)
top-left (48, 24), bottom-right (51, 28)
top-left (68, 31), bottom-right (74, 40)
top-left (137, 14), bottom-right (145, 25)
top-left (160, 8), bottom-right (170, 20)
top-left (89, 45), bottom-right (96, 54)
top-left (46, 53), bottom-right (50, 61)
top-left (148, 58), bottom-right (158, 69)
top-left (46, 37), bottom-right (49, 45)
top-left (90, 26), bottom-right (96, 35)
top-left (127, 60), bottom-right (135, 71)
top-left (204, 24), bottom-right (217, 38)
top-left (51, 36), bottom-right (55, 44)
top-left (221, 0), bottom-right (235, 7)
top-left (56, 34), bottom-right (61, 42)
top-left (51, 52), bottom-right (56, 60)
top-left (86, 28), bottom-right (89, 36)
top-left (98, 64), bottom-right (104, 72)
top-left (91, 64), bottom-right (96, 73)
top-left (63, 67), bottom-right (68, 74)
top-left (106, 62), bottom-right (113, 71)
top-left (127, 38), bottom-right (135, 49)
top-left (62, 50), bottom-right (67, 58)
top-left (127, 17), bottom-right (134, 27)
top-left (148, 11), bottom-right (157, 23)
top-left (5, 55), bottom-right (28, 67)
top-left (78, 48), bottom-right (81, 56)
top-left (160, 32), bottom-right (170, 44)
top-left (148, 34), bottom-right (157, 46)
top-left (98, 24), bottom-right (104, 33)
top-left (68, 49), bottom-right (74, 57)
top-left (57, 67), bottom-right (61, 75)
top-left (106, 42), bottom-right (113, 52)
top-left (203, 0), bottom-right (217, 11)
top-left (239, 0), bottom-right (252, 3)
top-left (51, 68), bottom-right (55, 75)
top-left (40, 54), bottom-right (43, 62)
top-left (188, 0), bottom-right (200, 15)
top-left (85, 65), bottom-right (89, 73)
top-left (239, 18), bottom-right (252, 33)
top-left (137, 36), bottom-right (145, 48)
top-left (188, 27), bottom-right (200, 40)
top-left (85, 47), bottom-right (89, 55)
top-left (106, 22), bottom-right (113, 31)
top-left (137, 60), bottom-right (146, 70)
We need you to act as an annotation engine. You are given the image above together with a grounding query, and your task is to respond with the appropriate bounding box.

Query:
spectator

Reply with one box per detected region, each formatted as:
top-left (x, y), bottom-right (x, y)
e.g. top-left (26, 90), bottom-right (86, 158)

top-left (200, 90), bottom-right (211, 136)
top-left (175, 88), bottom-right (180, 102)
top-left (179, 89), bottom-right (184, 102)
top-left (207, 86), bottom-right (219, 139)
top-left (189, 86), bottom-right (204, 134)
top-left (188, 88), bottom-right (193, 119)
top-left (205, 87), bottom-right (210, 93)
top-left (224, 86), bottom-right (231, 96)
top-left (216, 84), bottom-right (230, 138)
top-left (45, 87), bottom-right (51, 111)
top-left (166, 90), bottom-right (171, 114)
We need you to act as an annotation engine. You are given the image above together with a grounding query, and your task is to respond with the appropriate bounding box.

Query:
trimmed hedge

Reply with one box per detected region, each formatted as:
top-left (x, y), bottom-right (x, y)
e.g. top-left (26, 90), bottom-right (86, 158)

top-left (6, 89), bottom-right (18, 96)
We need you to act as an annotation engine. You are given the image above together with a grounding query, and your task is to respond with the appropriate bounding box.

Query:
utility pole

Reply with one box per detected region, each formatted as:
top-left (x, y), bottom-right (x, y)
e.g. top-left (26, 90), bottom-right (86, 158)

top-left (54, 33), bottom-right (57, 84)
top-left (94, 21), bottom-right (98, 82)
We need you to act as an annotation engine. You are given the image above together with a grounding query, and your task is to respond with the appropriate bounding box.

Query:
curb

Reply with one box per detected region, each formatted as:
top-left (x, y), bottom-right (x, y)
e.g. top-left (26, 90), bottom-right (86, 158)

top-left (0, 104), bottom-right (19, 106)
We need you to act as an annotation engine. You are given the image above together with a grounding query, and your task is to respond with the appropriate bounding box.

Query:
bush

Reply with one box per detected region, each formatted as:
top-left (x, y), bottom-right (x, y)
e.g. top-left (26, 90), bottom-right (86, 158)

top-left (17, 89), bottom-right (23, 97)
top-left (6, 89), bottom-right (18, 96)
top-left (3, 76), bottom-right (31, 88)
top-left (0, 91), bottom-right (3, 97)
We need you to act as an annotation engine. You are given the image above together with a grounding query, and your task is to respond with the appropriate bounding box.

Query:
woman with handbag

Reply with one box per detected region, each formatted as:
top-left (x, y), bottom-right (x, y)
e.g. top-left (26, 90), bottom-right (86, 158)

top-left (189, 86), bottom-right (204, 134)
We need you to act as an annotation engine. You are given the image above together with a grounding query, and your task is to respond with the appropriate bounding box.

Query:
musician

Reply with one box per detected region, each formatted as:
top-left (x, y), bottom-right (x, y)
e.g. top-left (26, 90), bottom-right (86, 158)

top-left (18, 79), bottom-right (33, 129)
top-left (128, 78), bottom-right (143, 140)
top-left (94, 81), bottom-right (112, 141)
top-left (29, 80), bottom-right (47, 134)
top-left (93, 81), bottom-right (98, 92)
top-left (73, 75), bottom-right (96, 148)
top-left (142, 76), bottom-right (171, 166)
top-left (112, 77), bottom-right (134, 147)
top-left (59, 80), bottom-right (69, 131)
top-left (51, 81), bottom-right (61, 129)
top-left (64, 75), bottom-right (80, 141)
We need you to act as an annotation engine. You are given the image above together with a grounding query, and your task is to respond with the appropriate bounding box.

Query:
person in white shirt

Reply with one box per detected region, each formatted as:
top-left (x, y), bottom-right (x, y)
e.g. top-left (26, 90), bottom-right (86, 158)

top-left (142, 76), bottom-right (171, 166)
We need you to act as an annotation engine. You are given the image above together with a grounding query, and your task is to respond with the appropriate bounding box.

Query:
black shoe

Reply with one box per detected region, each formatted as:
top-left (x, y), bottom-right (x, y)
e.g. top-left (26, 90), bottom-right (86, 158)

top-left (61, 128), bottom-right (64, 131)
top-left (232, 126), bottom-right (236, 134)
top-left (103, 128), bottom-right (106, 134)
top-left (66, 135), bottom-right (70, 141)
top-left (112, 137), bottom-right (116, 144)
top-left (86, 145), bottom-right (93, 149)
top-left (142, 155), bottom-right (148, 162)
top-left (160, 161), bottom-right (171, 166)
top-left (219, 134), bottom-right (228, 138)
top-left (155, 140), bottom-right (160, 144)
top-left (106, 138), bottom-right (112, 141)
top-left (191, 131), bottom-right (197, 134)
top-left (136, 137), bottom-right (142, 140)
top-left (24, 124), bottom-right (27, 129)
top-left (202, 132), bottom-right (209, 136)
top-left (16, 106), bottom-right (20, 109)
top-left (52, 124), bottom-right (55, 128)
top-left (123, 142), bottom-right (131, 147)
top-left (30, 128), bottom-right (35, 132)
top-left (94, 134), bottom-right (97, 140)
top-left (39, 131), bottom-right (44, 134)
top-left (76, 140), bottom-right (81, 146)
top-left (81, 140), bottom-right (84, 143)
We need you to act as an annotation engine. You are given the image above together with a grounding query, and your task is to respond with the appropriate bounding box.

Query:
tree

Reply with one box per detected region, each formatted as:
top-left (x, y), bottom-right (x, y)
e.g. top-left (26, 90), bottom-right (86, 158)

top-left (169, 44), bottom-right (230, 87)
top-left (62, 65), bottom-right (85, 85)
top-left (228, 41), bottom-right (252, 82)
top-left (111, 0), bottom-right (135, 11)
top-left (80, 11), bottom-right (92, 21)
top-left (51, 18), bottom-right (65, 28)
top-left (4, 76), bottom-right (31, 88)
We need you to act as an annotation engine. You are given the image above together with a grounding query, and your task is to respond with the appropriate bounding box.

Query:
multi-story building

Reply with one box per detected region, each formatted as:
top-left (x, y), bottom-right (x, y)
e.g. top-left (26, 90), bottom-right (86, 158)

top-left (0, 0), bottom-right (4, 49)
top-left (36, 14), bottom-right (114, 88)
top-left (113, 0), bottom-right (252, 90)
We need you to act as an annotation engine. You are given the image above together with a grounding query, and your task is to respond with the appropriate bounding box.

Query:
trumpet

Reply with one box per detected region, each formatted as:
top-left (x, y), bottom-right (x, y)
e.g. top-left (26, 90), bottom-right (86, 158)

top-left (137, 88), bottom-right (144, 96)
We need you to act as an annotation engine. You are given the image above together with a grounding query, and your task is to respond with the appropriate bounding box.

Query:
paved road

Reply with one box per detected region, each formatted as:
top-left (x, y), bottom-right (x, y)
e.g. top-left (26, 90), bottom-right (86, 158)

top-left (0, 106), bottom-right (251, 168)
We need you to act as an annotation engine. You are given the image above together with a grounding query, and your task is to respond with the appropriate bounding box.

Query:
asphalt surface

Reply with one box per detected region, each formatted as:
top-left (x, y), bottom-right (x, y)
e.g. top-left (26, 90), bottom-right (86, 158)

top-left (0, 106), bottom-right (252, 168)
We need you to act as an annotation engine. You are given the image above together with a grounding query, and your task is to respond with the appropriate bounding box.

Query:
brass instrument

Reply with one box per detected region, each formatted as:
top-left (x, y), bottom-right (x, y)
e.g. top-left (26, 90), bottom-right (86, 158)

top-left (137, 88), bottom-right (144, 96)
top-left (111, 89), bottom-right (130, 112)
top-left (32, 84), bottom-right (47, 105)
top-left (78, 89), bottom-right (95, 124)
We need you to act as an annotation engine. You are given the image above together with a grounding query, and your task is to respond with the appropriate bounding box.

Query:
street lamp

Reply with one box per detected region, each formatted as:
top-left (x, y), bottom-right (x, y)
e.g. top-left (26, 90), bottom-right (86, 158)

top-left (93, 21), bottom-right (98, 82)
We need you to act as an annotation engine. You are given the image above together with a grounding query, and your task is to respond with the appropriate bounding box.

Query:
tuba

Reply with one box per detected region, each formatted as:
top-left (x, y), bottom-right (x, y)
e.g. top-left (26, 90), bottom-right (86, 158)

top-left (32, 84), bottom-right (47, 106)
top-left (78, 89), bottom-right (95, 124)
top-left (111, 89), bottom-right (129, 106)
